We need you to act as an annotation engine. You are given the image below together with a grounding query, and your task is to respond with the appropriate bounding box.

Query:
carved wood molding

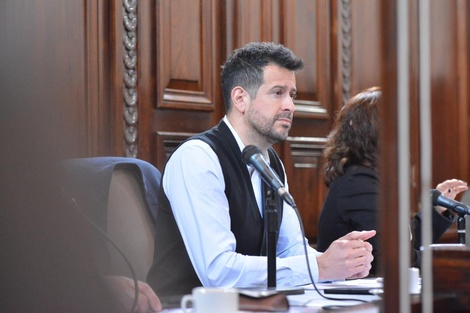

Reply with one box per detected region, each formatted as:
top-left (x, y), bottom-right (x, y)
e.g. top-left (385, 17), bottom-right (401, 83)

top-left (154, 131), bottom-right (195, 169)
top-left (286, 136), bottom-right (327, 169)
top-left (341, 0), bottom-right (351, 105)
top-left (123, 0), bottom-right (138, 157)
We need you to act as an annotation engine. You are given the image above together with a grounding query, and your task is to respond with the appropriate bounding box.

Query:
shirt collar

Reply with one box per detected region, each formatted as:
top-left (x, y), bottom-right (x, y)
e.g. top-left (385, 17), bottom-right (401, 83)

top-left (223, 116), bottom-right (245, 153)
top-left (222, 116), bottom-right (270, 166)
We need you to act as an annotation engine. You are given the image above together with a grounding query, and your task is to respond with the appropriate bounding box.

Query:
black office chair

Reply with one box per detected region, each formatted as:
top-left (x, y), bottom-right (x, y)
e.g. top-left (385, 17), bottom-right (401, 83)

top-left (63, 157), bottom-right (161, 281)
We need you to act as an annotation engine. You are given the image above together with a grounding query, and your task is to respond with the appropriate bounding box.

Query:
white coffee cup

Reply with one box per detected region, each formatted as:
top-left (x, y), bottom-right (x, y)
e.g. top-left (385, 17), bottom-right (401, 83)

top-left (181, 287), bottom-right (239, 313)
top-left (409, 267), bottom-right (420, 294)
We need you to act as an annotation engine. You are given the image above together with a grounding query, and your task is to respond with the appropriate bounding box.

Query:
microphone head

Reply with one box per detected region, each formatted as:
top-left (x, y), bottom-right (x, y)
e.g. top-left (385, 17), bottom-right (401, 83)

top-left (430, 189), bottom-right (441, 206)
top-left (242, 145), bottom-right (262, 165)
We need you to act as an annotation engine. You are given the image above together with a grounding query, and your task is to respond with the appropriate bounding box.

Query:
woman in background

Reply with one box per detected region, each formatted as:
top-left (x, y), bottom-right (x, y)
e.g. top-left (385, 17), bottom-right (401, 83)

top-left (316, 86), bottom-right (467, 275)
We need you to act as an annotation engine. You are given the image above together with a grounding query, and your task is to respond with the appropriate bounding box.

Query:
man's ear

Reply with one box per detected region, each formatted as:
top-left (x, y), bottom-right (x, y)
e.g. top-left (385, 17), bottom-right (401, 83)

top-left (231, 86), bottom-right (248, 114)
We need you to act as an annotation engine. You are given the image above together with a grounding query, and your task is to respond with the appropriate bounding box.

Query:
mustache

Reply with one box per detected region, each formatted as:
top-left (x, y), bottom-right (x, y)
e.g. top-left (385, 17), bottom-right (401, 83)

top-left (274, 112), bottom-right (293, 121)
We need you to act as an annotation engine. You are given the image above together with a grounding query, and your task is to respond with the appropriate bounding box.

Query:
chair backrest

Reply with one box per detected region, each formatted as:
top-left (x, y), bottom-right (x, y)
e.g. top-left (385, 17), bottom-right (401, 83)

top-left (63, 157), bottom-right (161, 282)
top-left (107, 167), bottom-right (156, 281)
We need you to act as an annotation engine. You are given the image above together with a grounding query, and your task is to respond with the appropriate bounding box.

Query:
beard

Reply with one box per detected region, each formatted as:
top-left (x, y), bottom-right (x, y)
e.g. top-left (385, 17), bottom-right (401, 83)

top-left (247, 108), bottom-right (293, 144)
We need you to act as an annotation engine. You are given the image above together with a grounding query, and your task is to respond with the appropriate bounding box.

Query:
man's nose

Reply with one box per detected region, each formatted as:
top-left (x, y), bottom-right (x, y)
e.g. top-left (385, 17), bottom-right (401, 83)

top-left (283, 96), bottom-right (296, 113)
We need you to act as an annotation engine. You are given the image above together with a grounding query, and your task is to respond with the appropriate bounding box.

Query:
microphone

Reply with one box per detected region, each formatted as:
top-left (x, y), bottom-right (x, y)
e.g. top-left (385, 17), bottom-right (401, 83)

top-left (242, 145), bottom-right (296, 207)
top-left (431, 189), bottom-right (470, 215)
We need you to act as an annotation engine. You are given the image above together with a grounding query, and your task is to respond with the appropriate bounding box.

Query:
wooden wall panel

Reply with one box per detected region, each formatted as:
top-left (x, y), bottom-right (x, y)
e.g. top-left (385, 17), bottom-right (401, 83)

top-left (428, 0), bottom-right (470, 243)
top-left (6, 0), bottom-right (470, 261)
top-left (153, 131), bottom-right (195, 169)
top-left (378, 1), bottom-right (400, 309)
top-left (430, 0), bottom-right (469, 187)
top-left (454, 0), bottom-right (470, 189)
top-left (282, 0), bottom-right (331, 118)
top-left (408, 0), bottom-right (422, 217)
top-left (278, 0), bottom-right (333, 240)
top-left (1, 0), bottom-right (96, 158)
top-left (282, 137), bottom-right (328, 241)
top-left (349, 0), bottom-right (382, 94)
top-left (225, 0), bottom-right (267, 54)
top-left (134, 0), bottom-right (155, 160)
top-left (156, 0), bottom-right (216, 111)
top-left (152, 0), bottom-right (223, 169)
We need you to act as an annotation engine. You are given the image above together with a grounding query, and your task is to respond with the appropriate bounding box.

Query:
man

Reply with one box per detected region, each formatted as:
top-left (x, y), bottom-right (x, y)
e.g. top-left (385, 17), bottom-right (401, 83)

top-left (147, 42), bottom-right (375, 296)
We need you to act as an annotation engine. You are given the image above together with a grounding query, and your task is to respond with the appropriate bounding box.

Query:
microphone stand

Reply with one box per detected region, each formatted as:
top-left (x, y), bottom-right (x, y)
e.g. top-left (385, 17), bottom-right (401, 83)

top-left (265, 189), bottom-right (277, 287)
top-left (262, 188), bottom-right (303, 295)
top-left (457, 213), bottom-right (466, 244)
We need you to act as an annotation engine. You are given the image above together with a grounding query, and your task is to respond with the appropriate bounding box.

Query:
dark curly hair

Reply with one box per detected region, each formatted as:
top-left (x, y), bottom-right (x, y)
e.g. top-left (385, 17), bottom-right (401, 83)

top-left (322, 86), bottom-right (381, 186)
top-left (220, 42), bottom-right (304, 113)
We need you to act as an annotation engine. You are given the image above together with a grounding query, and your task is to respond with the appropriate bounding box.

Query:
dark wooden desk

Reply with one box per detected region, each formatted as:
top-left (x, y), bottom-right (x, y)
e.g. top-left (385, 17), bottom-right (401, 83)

top-left (160, 289), bottom-right (382, 312)
top-left (160, 249), bottom-right (470, 313)
top-left (161, 302), bottom-right (381, 313)
top-left (410, 244), bottom-right (470, 312)
top-left (432, 244), bottom-right (470, 311)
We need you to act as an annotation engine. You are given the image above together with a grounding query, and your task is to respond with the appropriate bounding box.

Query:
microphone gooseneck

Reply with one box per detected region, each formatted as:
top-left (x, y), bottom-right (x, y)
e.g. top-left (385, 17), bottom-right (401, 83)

top-left (242, 145), bottom-right (296, 207)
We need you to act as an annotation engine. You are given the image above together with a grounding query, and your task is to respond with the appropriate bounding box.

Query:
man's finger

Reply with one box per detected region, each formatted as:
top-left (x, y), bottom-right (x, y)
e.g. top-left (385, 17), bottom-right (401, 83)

top-left (340, 230), bottom-right (376, 241)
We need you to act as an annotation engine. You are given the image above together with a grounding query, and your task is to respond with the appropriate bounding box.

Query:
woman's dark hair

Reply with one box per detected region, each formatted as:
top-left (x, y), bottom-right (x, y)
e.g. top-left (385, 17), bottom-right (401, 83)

top-left (220, 42), bottom-right (304, 113)
top-left (322, 86), bottom-right (381, 186)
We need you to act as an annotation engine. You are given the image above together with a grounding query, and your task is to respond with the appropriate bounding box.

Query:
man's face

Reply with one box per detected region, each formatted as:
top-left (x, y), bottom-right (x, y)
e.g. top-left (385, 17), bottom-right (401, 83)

top-left (246, 64), bottom-right (297, 144)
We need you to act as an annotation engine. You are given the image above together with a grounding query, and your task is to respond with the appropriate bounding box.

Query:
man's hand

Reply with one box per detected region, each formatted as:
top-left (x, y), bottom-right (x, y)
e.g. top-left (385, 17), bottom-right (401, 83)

top-left (316, 230), bottom-right (376, 281)
top-left (435, 179), bottom-right (468, 214)
top-left (105, 276), bottom-right (162, 313)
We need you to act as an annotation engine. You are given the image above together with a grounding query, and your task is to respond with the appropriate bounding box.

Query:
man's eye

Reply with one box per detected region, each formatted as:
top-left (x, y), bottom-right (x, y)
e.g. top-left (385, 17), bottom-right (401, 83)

top-left (290, 93), bottom-right (297, 99)
top-left (274, 90), bottom-right (283, 96)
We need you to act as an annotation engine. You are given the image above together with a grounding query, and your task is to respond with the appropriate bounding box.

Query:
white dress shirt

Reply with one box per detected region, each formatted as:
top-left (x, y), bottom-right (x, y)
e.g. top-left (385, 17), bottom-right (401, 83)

top-left (162, 116), bottom-right (322, 288)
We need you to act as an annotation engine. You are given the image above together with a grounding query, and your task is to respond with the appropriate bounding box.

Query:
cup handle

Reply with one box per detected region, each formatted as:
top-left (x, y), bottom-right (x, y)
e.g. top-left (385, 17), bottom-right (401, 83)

top-left (180, 294), bottom-right (193, 313)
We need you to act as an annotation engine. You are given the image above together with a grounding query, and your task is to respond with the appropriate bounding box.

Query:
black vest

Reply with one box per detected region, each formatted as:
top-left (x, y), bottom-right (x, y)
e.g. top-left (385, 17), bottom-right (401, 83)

top-left (146, 120), bottom-right (285, 296)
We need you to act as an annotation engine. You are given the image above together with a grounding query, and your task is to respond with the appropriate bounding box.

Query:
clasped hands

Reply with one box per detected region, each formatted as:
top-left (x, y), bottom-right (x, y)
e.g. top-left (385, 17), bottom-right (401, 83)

top-left (317, 230), bottom-right (376, 282)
